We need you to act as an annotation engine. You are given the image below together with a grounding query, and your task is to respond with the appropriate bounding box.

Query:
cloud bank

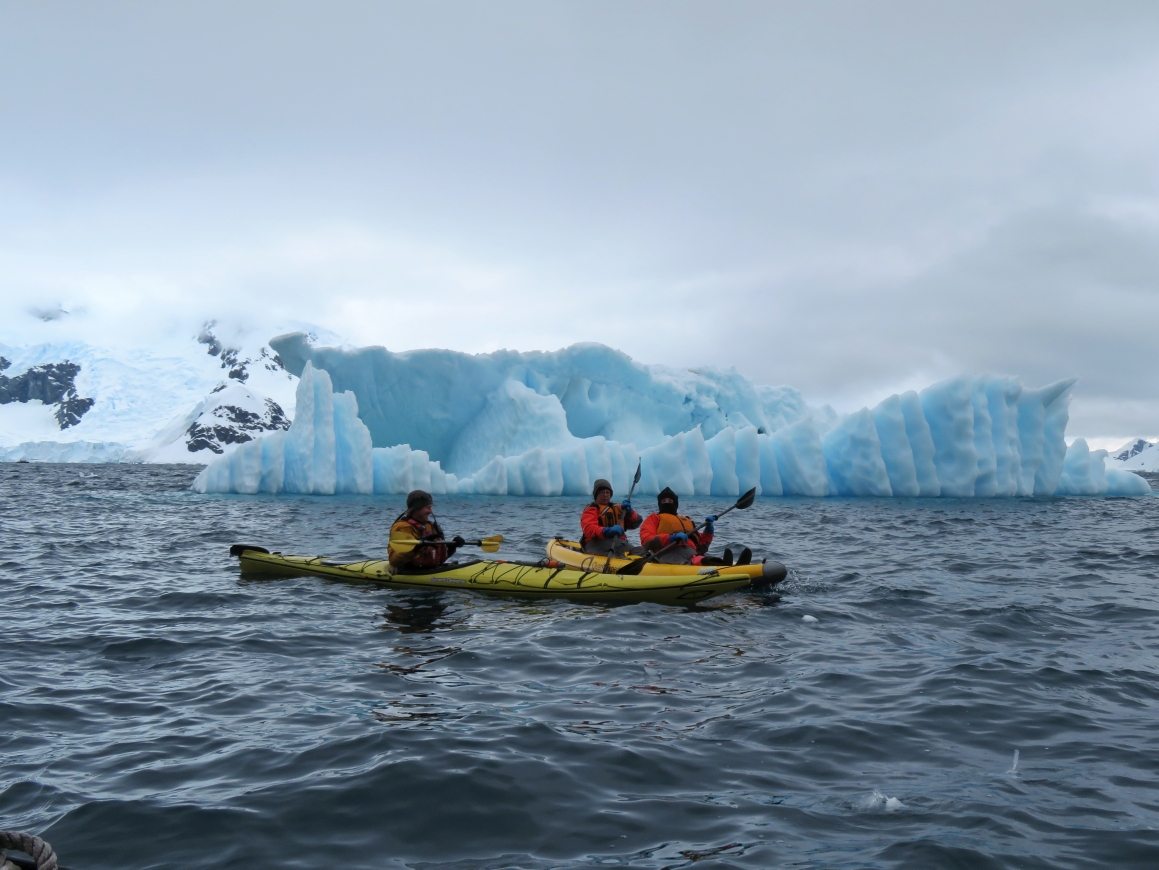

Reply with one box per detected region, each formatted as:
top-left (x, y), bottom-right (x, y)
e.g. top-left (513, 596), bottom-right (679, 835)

top-left (2, 1), bottom-right (1158, 440)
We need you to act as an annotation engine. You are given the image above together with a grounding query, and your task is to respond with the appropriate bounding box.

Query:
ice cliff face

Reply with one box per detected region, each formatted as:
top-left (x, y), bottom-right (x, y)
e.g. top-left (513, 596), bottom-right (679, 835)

top-left (268, 332), bottom-right (820, 473)
top-left (193, 339), bottom-right (1151, 498)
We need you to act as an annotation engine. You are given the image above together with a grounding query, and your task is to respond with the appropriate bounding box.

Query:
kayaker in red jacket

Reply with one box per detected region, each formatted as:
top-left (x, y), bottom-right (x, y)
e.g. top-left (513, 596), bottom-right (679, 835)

top-left (580, 478), bottom-right (643, 556)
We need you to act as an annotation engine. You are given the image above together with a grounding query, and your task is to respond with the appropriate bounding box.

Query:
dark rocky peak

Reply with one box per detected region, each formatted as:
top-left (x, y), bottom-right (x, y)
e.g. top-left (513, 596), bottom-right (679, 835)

top-left (1112, 438), bottom-right (1156, 462)
top-left (0, 357), bottom-right (95, 429)
top-left (184, 396), bottom-right (292, 454)
top-left (198, 322), bottom-right (252, 382)
top-left (259, 346), bottom-right (286, 372)
top-left (197, 323), bottom-right (224, 356)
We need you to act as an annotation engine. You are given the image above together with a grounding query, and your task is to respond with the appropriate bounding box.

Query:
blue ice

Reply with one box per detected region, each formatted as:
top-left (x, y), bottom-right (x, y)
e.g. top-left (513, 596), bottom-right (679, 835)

top-left (192, 340), bottom-right (1151, 498)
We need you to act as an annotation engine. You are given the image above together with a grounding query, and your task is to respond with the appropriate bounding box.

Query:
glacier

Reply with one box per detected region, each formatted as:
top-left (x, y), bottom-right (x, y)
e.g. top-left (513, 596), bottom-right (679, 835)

top-left (0, 328), bottom-right (298, 463)
top-left (191, 337), bottom-right (1151, 498)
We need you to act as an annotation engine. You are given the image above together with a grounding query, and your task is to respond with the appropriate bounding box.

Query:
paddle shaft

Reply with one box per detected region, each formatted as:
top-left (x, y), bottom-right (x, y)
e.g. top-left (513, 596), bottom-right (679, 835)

top-left (604, 461), bottom-right (642, 571)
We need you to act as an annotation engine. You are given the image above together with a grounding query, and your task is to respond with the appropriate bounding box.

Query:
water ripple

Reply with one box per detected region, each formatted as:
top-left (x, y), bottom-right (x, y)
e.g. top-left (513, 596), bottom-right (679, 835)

top-left (1, 464), bottom-right (1158, 868)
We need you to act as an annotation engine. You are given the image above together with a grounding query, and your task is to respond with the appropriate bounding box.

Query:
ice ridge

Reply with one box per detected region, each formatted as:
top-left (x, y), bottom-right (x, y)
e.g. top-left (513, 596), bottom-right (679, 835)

top-left (192, 355), bottom-right (1150, 498)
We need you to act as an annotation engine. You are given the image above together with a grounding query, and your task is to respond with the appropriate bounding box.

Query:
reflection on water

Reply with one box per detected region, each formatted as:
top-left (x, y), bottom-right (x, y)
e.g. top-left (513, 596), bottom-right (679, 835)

top-left (380, 592), bottom-right (459, 634)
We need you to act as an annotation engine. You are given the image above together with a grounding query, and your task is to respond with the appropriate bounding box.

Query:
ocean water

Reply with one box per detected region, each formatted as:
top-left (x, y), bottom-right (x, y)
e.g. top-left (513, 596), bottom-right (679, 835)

top-left (3, 463), bottom-right (1159, 870)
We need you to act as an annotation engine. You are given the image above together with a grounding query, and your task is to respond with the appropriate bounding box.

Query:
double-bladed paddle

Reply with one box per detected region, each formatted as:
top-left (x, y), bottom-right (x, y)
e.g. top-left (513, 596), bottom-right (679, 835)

top-left (616, 487), bottom-right (757, 576)
top-left (604, 461), bottom-right (642, 571)
top-left (389, 534), bottom-right (504, 554)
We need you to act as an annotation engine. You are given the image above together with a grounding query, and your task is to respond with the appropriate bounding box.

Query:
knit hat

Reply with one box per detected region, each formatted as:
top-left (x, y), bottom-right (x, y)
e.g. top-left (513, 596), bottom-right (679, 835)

top-left (657, 487), bottom-right (679, 512)
top-left (406, 490), bottom-right (433, 512)
top-left (592, 478), bottom-right (613, 499)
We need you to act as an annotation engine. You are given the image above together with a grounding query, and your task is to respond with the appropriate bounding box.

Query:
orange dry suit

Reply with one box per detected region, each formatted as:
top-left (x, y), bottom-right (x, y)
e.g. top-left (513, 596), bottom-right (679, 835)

top-left (638, 512), bottom-right (714, 565)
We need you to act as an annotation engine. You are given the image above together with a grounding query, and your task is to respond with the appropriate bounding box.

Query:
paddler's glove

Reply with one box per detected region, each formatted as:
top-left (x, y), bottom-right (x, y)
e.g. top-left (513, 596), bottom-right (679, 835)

top-left (668, 532), bottom-right (689, 544)
top-left (620, 499), bottom-right (632, 514)
top-left (602, 525), bottom-right (624, 538)
top-left (704, 515), bottom-right (716, 534)
top-left (452, 536), bottom-right (466, 547)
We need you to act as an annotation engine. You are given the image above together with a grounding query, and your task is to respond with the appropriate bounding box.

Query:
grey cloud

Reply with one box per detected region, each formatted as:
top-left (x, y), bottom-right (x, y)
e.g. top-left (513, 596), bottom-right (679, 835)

top-left (2, 2), bottom-right (1158, 437)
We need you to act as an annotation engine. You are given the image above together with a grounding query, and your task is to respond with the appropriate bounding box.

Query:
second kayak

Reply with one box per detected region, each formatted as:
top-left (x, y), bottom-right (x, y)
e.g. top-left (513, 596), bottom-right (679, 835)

top-left (546, 538), bottom-right (788, 586)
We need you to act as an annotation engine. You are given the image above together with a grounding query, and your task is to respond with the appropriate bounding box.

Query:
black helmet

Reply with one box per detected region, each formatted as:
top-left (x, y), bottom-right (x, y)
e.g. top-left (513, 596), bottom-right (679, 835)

top-left (592, 478), bottom-right (613, 499)
top-left (406, 489), bottom-right (433, 512)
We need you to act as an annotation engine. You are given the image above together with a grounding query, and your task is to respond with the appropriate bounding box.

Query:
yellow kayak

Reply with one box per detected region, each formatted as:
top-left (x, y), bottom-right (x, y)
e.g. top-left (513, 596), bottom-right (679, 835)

top-left (230, 545), bottom-right (751, 605)
top-left (546, 538), bottom-right (788, 587)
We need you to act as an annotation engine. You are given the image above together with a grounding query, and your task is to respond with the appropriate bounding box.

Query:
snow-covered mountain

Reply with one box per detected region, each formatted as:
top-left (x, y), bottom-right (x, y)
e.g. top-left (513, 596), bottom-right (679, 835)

top-left (1109, 438), bottom-right (1157, 463)
top-left (0, 324), bottom-right (299, 463)
top-left (1108, 440), bottom-right (1159, 473)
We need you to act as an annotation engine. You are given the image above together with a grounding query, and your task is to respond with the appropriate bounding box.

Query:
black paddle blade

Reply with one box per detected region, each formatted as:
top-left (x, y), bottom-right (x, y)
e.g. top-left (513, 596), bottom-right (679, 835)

top-left (230, 544), bottom-right (270, 557)
top-left (632, 461), bottom-right (642, 487)
top-left (736, 487), bottom-right (757, 510)
top-left (616, 557), bottom-right (649, 576)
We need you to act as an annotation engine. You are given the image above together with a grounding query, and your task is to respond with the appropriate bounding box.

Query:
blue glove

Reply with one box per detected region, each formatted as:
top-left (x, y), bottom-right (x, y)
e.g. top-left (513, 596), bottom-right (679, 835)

top-left (669, 532), bottom-right (689, 544)
top-left (620, 499), bottom-right (632, 514)
top-left (704, 515), bottom-right (716, 534)
top-left (602, 525), bottom-right (624, 538)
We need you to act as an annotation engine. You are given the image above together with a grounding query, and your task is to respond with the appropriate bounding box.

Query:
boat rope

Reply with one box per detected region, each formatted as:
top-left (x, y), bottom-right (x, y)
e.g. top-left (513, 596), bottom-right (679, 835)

top-left (0, 832), bottom-right (59, 870)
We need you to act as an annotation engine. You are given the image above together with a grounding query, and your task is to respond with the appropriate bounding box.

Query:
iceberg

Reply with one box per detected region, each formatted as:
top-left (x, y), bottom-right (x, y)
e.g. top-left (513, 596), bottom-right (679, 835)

top-left (191, 337), bottom-right (1152, 498)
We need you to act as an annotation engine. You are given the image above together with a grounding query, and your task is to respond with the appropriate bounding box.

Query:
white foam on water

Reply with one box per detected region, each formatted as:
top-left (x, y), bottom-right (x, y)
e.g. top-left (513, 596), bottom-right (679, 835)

top-left (1008, 749), bottom-right (1020, 775)
top-left (861, 789), bottom-right (905, 812)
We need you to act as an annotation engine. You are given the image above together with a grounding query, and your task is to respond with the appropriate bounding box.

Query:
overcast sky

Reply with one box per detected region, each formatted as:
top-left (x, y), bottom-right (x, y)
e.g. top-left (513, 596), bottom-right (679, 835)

top-left (2, 1), bottom-right (1158, 442)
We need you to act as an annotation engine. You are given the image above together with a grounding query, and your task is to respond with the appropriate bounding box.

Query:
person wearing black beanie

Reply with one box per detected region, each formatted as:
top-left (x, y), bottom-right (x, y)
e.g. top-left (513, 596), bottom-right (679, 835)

top-left (639, 487), bottom-right (733, 565)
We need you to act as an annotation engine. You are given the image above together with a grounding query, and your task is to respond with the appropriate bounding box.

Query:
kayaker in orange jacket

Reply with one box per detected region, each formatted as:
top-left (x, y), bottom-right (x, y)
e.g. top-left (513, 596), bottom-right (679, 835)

top-left (580, 478), bottom-right (643, 556)
top-left (639, 487), bottom-right (745, 566)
